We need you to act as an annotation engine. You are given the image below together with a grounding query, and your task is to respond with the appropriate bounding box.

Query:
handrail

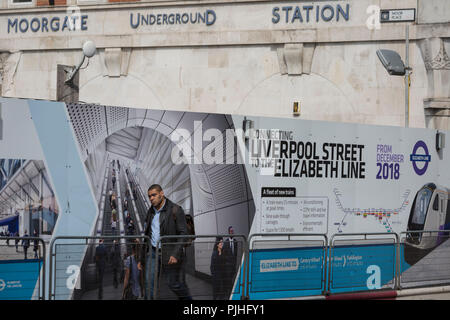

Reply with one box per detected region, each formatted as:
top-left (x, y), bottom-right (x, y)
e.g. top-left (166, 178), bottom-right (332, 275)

top-left (155, 234), bottom-right (248, 300)
top-left (4, 229), bottom-right (449, 300)
top-left (48, 235), bottom-right (150, 300)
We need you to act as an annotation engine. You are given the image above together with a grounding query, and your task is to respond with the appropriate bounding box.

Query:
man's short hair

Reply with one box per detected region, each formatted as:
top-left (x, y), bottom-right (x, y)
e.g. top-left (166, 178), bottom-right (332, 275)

top-left (148, 184), bottom-right (163, 193)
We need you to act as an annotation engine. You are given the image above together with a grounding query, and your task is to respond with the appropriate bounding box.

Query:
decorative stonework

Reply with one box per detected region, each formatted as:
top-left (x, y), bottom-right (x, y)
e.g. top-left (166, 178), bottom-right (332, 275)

top-left (0, 52), bottom-right (22, 96)
top-left (423, 40), bottom-right (450, 70)
top-left (100, 48), bottom-right (132, 78)
top-left (419, 37), bottom-right (450, 130)
top-left (277, 43), bottom-right (316, 75)
top-left (0, 53), bottom-right (7, 93)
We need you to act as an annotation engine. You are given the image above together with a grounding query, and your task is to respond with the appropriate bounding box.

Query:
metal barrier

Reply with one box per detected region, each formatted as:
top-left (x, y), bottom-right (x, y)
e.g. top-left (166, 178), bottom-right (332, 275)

top-left (247, 233), bottom-right (328, 299)
top-left (0, 236), bottom-right (46, 300)
top-left (154, 234), bottom-right (248, 300)
top-left (49, 235), bottom-right (149, 300)
top-left (328, 232), bottom-right (399, 294)
top-left (5, 230), bottom-right (450, 300)
top-left (400, 229), bottom-right (450, 289)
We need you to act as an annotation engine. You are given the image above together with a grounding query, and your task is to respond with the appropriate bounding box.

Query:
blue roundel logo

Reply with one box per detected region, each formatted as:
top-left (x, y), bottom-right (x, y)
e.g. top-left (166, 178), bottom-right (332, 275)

top-left (410, 140), bottom-right (431, 176)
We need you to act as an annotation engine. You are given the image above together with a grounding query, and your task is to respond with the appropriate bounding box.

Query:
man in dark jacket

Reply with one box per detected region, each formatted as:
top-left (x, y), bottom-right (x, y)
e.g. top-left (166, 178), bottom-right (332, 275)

top-left (110, 240), bottom-right (121, 289)
top-left (95, 239), bottom-right (107, 299)
top-left (223, 226), bottom-right (239, 297)
top-left (139, 184), bottom-right (192, 300)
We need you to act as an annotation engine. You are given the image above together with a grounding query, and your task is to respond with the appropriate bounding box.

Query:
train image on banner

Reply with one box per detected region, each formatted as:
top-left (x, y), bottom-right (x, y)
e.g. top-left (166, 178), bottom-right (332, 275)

top-left (404, 183), bottom-right (450, 265)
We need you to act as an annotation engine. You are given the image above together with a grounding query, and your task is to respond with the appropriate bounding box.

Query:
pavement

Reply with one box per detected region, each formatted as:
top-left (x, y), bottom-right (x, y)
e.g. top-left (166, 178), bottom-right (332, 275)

top-left (0, 240), bottom-right (40, 260)
top-left (396, 292), bottom-right (450, 300)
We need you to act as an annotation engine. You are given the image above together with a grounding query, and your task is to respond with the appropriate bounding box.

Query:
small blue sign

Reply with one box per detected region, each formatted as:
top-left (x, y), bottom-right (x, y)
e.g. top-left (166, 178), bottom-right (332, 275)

top-left (0, 259), bottom-right (42, 300)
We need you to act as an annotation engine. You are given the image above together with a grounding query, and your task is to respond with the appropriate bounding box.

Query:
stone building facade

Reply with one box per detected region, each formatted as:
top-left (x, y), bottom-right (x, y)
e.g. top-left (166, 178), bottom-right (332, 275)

top-left (0, 0), bottom-right (449, 130)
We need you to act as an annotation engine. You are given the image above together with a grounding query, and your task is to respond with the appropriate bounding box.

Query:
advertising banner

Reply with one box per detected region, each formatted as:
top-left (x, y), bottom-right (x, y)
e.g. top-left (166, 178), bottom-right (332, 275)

top-left (0, 98), bottom-right (449, 299)
top-left (232, 114), bottom-right (450, 297)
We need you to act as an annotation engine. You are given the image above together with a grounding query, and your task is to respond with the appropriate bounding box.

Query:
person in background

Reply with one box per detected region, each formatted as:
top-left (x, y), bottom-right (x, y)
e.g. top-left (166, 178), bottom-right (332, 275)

top-left (224, 225), bottom-right (238, 296)
top-left (210, 237), bottom-right (226, 300)
top-left (110, 240), bottom-right (121, 289)
top-left (33, 230), bottom-right (39, 259)
top-left (22, 230), bottom-right (30, 260)
top-left (122, 242), bottom-right (141, 300)
top-left (95, 239), bottom-right (107, 300)
top-left (14, 231), bottom-right (19, 252)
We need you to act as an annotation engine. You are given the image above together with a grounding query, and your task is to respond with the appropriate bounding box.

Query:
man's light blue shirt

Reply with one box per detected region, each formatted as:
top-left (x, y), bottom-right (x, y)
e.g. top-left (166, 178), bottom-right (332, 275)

top-left (151, 199), bottom-right (166, 248)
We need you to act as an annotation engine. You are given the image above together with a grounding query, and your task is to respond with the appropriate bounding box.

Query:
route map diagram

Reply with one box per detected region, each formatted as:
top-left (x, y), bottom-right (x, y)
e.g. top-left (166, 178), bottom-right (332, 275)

top-left (333, 188), bottom-right (411, 233)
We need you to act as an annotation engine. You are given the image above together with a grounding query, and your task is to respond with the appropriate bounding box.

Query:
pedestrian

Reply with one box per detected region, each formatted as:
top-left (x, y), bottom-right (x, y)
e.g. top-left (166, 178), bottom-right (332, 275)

top-left (127, 220), bottom-right (135, 235)
top-left (33, 230), bottom-right (39, 259)
top-left (224, 225), bottom-right (239, 296)
top-left (110, 240), bottom-right (121, 289)
top-left (112, 208), bottom-right (117, 222)
top-left (122, 242), bottom-right (141, 300)
top-left (111, 194), bottom-right (117, 210)
top-left (22, 230), bottom-right (30, 260)
top-left (14, 231), bottom-right (19, 252)
top-left (109, 188), bottom-right (113, 204)
top-left (112, 175), bottom-right (116, 189)
top-left (139, 184), bottom-right (192, 300)
top-left (210, 237), bottom-right (227, 300)
top-left (111, 219), bottom-right (117, 235)
top-left (95, 239), bottom-right (107, 300)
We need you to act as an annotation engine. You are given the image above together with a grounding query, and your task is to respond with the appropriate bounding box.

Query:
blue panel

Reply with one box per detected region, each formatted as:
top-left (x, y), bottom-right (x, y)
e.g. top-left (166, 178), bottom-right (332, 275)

top-left (247, 247), bottom-right (326, 299)
top-left (329, 244), bottom-right (396, 293)
top-left (244, 244), bottom-right (411, 299)
top-left (0, 260), bottom-right (42, 300)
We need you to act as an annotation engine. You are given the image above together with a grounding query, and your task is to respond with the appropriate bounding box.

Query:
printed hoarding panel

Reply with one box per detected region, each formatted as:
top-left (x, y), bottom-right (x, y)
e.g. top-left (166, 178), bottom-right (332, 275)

top-left (1, 97), bottom-right (449, 299)
top-left (0, 259), bottom-right (43, 300)
top-left (232, 114), bottom-right (450, 298)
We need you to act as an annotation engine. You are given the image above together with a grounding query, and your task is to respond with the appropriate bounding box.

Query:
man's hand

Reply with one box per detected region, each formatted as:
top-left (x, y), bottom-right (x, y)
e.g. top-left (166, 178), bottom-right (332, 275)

top-left (168, 256), bottom-right (178, 264)
top-left (137, 262), bottom-right (142, 271)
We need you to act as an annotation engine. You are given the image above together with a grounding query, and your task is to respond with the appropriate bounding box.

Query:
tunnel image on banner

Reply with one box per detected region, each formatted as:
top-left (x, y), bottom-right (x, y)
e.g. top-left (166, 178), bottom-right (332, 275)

top-left (64, 103), bottom-right (255, 300)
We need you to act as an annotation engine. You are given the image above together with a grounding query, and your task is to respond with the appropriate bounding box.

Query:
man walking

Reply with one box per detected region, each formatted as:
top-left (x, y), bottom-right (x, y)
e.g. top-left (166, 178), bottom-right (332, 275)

top-left (139, 184), bottom-right (192, 300)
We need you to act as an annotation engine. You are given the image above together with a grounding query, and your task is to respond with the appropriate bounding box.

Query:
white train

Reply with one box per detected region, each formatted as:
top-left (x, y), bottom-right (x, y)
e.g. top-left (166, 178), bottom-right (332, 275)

top-left (404, 183), bottom-right (450, 264)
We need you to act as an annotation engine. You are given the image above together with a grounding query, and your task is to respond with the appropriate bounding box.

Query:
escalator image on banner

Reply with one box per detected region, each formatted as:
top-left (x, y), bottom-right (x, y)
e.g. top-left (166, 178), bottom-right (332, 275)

top-left (64, 104), bottom-right (255, 300)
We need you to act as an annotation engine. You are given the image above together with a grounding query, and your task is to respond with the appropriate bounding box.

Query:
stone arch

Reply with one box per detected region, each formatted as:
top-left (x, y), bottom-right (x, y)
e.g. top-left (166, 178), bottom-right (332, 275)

top-left (79, 73), bottom-right (163, 110)
top-left (233, 72), bottom-right (358, 123)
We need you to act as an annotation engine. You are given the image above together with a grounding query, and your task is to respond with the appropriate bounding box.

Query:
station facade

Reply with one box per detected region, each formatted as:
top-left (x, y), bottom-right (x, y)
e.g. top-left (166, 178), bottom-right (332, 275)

top-left (0, 0), bottom-right (449, 130)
